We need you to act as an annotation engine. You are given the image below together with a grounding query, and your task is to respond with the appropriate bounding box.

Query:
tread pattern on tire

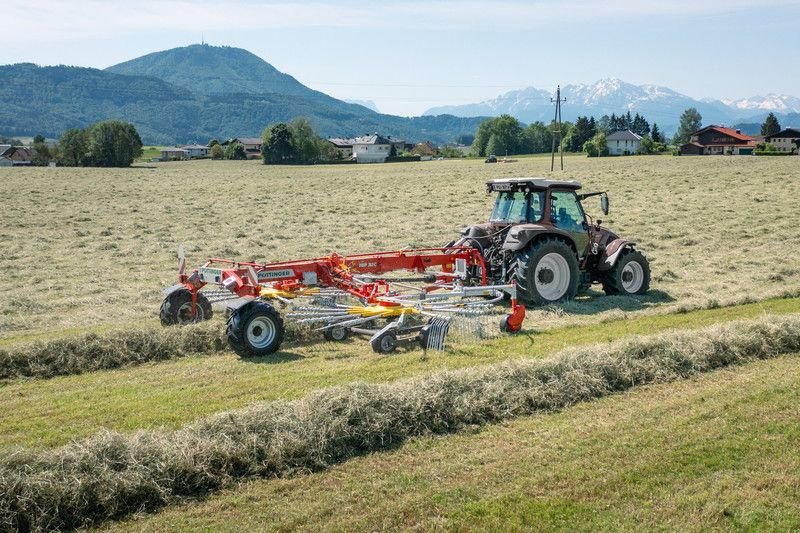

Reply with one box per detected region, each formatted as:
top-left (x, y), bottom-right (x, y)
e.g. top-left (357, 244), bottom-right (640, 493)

top-left (511, 236), bottom-right (579, 306)
top-left (601, 248), bottom-right (651, 296)
top-left (159, 289), bottom-right (212, 326)
top-left (226, 300), bottom-right (285, 357)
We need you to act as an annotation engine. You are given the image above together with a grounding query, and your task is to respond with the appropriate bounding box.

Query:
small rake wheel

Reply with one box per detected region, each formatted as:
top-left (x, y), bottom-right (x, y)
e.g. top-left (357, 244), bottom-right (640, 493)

top-left (323, 325), bottom-right (350, 342)
top-left (371, 331), bottom-right (398, 354)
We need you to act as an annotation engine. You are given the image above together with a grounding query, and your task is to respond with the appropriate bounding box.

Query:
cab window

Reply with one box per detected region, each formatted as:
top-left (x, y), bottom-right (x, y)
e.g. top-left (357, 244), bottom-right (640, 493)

top-left (528, 191), bottom-right (544, 222)
top-left (490, 191), bottom-right (545, 223)
top-left (551, 191), bottom-right (585, 232)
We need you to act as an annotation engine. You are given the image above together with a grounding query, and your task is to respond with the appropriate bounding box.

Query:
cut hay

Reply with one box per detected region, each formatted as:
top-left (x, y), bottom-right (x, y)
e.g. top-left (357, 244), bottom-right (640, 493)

top-left (1, 315), bottom-right (799, 530)
top-left (0, 322), bottom-right (226, 381)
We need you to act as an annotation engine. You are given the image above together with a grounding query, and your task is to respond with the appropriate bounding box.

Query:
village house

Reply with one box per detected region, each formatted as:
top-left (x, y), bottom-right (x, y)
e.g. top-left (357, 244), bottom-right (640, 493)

top-left (222, 137), bottom-right (263, 159)
top-left (160, 147), bottom-right (190, 161)
top-left (606, 130), bottom-right (642, 155)
top-left (679, 125), bottom-right (756, 155)
top-left (386, 136), bottom-right (411, 155)
top-left (765, 127), bottom-right (800, 153)
top-left (328, 138), bottom-right (355, 159)
top-left (238, 137), bottom-right (263, 158)
top-left (353, 133), bottom-right (392, 163)
top-left (180, 144), bottom-right (210, 158)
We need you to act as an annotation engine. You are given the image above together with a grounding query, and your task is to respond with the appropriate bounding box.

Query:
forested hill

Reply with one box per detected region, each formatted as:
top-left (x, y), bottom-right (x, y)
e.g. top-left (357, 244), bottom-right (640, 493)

top-left (106, 44), bottom-right (329, 101)
top-left (0, 51), bottom-right (484, 144)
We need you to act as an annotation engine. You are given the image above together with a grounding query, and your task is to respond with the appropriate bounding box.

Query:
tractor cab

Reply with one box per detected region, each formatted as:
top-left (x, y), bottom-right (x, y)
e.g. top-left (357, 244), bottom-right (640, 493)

top-left (485, 178), bottom-right (609, 259)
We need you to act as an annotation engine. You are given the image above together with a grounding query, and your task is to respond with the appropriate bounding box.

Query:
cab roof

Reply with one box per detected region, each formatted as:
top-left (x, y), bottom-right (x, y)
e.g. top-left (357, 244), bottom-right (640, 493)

top-left (486, 177), bottom-right (582, 192)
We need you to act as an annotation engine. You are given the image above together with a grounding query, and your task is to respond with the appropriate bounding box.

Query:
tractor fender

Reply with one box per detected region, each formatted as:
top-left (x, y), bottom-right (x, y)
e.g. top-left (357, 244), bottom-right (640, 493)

top-left (598, 239), bottom-right (634, 271)
top-left (502, 224), bottom-right (576, 253)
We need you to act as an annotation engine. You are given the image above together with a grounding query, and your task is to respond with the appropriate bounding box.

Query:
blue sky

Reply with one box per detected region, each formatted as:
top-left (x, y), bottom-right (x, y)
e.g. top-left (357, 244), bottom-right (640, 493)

top-left (4, 0), bottom-right (799, 116)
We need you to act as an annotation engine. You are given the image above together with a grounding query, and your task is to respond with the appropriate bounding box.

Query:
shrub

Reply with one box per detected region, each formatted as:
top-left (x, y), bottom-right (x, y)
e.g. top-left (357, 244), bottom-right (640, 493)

top-left (1, 315), bottom-right (799, 530)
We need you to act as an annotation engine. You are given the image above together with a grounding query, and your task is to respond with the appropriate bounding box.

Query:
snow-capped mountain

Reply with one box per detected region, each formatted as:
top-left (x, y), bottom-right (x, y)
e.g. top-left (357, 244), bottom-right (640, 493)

top-left (424, 78), bottom-right (796, 132)
top-left (721, 94), bottom-right (800, 113)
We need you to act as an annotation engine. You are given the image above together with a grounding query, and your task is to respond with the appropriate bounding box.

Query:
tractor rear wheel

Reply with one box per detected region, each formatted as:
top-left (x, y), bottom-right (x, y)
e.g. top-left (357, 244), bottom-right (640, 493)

top-left (512, 237), bottom-right (579, 306)
top-left (601, 248), bottom-right (650, 296)
top-left (226, 301), bottom-right (285, 357)
top-left (160, 288), bottom-right (212, 326)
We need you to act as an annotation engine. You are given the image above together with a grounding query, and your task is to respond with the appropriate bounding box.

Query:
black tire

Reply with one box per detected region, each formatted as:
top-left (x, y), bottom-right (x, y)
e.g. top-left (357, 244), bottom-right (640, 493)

top-left (511, 237), bottom-right (579, 306)
top-left (601, 248), bottom-right (651, 296)
top-left (226, 301), bottom-right (285, 357)
top-left (323, 325), bottom-right (349, 342)
top-left (371, 331), bottom-right (397, 354)
top-left (160, 289), bottom-right (212, 326)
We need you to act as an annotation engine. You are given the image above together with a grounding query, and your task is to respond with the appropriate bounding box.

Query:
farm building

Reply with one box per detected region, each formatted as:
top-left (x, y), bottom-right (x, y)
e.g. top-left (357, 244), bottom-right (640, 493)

top-left (765, 127), bottom-right (800, 153)
top-left (328, 138), bottom-right (355, 159)
top-left (353, 133), bottom-right (392, 163)
top-left (0, 146), bottom-right (32, 166)
top-left (160, 148), bottom-right (190, 161)
top-left (679, 126), bottom-right (756, 155)
top-left (180, 144), bottom-right (210, 158)
top-left (606, 130), bottom-right (642, 155)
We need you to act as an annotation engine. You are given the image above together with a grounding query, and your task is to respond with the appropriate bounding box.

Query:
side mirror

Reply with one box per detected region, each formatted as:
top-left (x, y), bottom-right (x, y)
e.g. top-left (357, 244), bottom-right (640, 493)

top-left (600, 193), bottom-right (609, 216)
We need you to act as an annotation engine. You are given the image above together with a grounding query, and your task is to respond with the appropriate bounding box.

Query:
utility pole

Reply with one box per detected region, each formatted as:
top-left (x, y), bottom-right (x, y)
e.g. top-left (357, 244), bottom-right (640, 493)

top-left (550, 85), bottom-right (566, 171)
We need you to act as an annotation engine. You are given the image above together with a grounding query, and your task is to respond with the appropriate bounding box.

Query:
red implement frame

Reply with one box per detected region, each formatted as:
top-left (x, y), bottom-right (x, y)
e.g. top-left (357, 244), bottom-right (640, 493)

top-left (179, 247), bottom-right (488, 303)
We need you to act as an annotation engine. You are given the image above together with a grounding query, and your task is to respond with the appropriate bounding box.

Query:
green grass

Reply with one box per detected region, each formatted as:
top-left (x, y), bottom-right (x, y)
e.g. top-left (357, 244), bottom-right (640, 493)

top-left (110, 354), bottom-right (800, 532)
top-left (1, 296), bottom-right (797, 451)
top-left (136, 146), bottom-right (167, 161)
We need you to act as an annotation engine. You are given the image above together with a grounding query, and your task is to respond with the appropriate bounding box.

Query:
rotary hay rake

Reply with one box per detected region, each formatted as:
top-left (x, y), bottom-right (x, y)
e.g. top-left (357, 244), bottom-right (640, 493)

top-left (160, 246), bottom-right (525, 357)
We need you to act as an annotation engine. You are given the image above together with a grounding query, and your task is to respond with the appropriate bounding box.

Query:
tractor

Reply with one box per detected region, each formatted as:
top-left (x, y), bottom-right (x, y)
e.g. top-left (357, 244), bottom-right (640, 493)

top-left (456, 178), bottom-right (650, 305)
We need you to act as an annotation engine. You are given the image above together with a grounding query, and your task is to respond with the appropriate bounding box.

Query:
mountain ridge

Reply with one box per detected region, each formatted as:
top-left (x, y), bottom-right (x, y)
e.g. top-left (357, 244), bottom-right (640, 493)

top-left (425, 78), bottom-right (799, 132)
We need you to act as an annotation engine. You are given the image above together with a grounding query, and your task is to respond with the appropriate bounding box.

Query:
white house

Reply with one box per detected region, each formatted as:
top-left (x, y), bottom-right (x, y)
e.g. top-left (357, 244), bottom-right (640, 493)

top-left (765, 127), bottom-right (800, 153)
top-left (353, 133), bottom-right (392, 163)
top-left (181, 144), bottom-right (210, 158)
top-left (606, 130), bottom-right (642, 155)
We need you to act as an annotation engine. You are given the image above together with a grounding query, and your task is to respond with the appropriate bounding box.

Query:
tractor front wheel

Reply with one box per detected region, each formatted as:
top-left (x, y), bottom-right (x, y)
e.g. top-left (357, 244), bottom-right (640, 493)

top-left (512, 238), bottom-right (579, 306)
top-left (226, 301), bottom-right (285, 357)
top-left (602, 248), bottom-right (651, 296)
top-left (160, 288), bottom-right (212, 326)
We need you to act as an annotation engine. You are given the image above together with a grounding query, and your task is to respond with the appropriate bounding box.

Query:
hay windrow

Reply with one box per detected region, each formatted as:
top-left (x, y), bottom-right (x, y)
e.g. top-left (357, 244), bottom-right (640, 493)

top-left (1, 315), bottom-right (799, 530)
top-left (0, 322), bottom-right (227, 381)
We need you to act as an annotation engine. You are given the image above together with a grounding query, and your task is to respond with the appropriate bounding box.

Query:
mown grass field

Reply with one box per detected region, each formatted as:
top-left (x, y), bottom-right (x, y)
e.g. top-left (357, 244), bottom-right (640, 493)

top-left (1, 155), bottom-right (799, 529)
top-left (1, 155), bottom-right (799, 338)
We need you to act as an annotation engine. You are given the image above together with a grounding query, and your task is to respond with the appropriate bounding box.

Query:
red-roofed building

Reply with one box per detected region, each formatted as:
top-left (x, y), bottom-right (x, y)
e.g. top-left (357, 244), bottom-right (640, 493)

top-left (679, 125), bottom-right (756, 155)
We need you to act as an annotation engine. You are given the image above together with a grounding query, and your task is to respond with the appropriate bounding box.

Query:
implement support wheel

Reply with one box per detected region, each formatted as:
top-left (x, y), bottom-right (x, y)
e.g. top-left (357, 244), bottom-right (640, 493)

top-left (226, 301), bottom-right (285, 357)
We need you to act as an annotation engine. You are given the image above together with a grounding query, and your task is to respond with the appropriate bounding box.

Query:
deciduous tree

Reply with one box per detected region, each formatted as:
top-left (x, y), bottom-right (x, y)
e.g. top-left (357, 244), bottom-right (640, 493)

top-left (56, 129), bottom-right (88, 167)
top-left (83, 120), bottom-right (143, 167)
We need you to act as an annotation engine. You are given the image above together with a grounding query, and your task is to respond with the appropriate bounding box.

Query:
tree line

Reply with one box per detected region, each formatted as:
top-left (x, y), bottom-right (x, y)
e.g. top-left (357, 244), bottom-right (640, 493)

top-left (472, 110), bottom-right (666, 158)
top-left (25, 121), bottom-right (143, 167)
